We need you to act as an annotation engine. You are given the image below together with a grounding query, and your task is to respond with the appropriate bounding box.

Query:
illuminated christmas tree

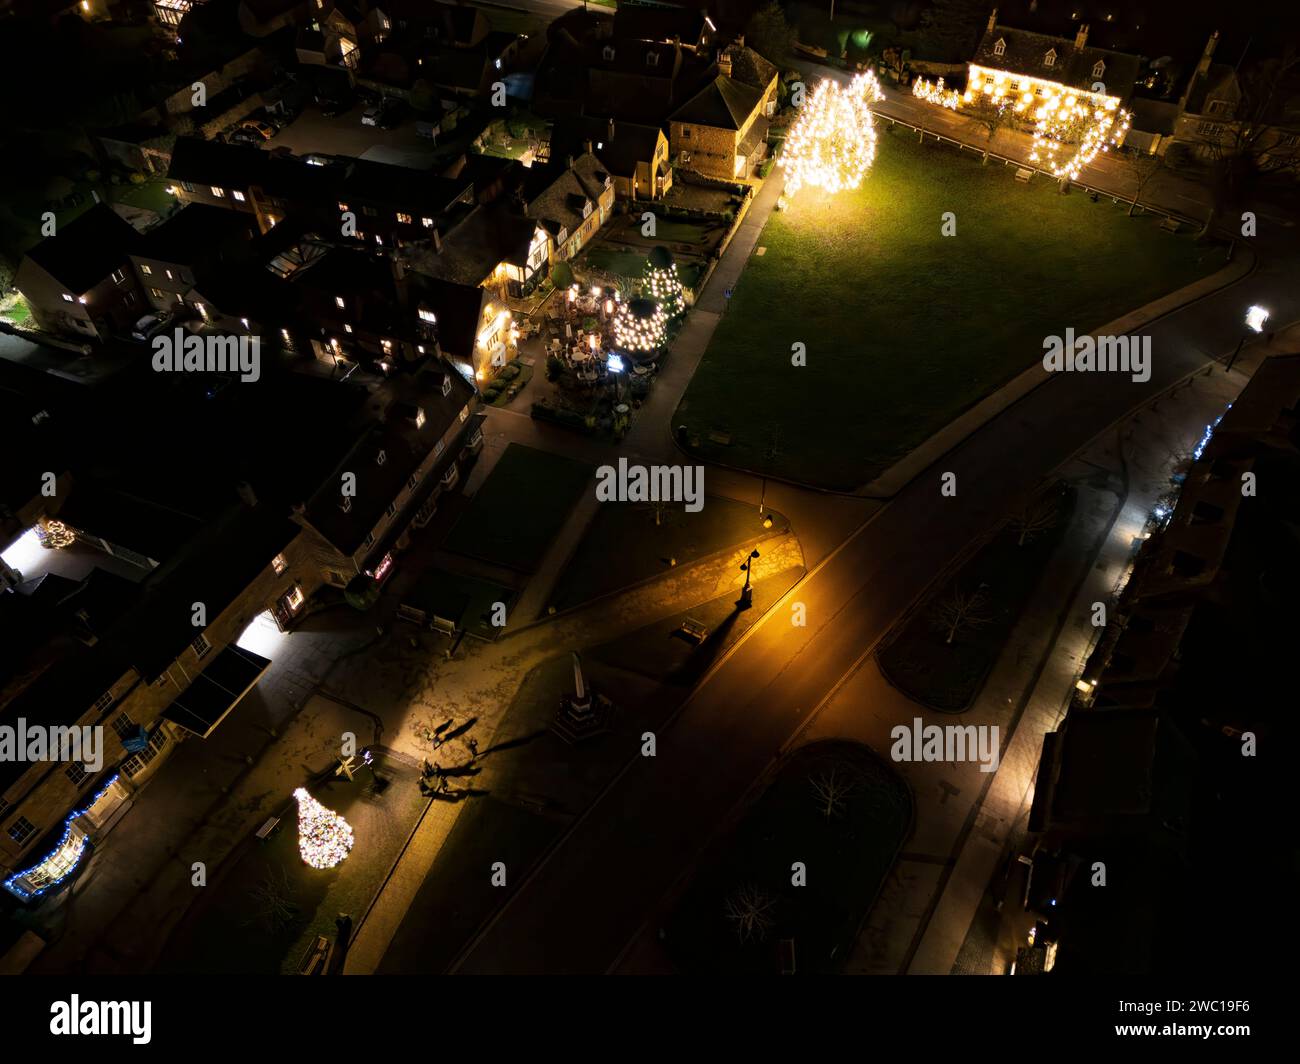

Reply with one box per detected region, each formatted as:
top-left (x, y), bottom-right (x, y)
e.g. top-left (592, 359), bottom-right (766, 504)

top-left (293, 787), bottom-right (354, 869)
top-left (643, 246), bottom-right (684, 319)
top-left (779, 72), bottom-right (884, 198)
top-left (612, 297), bottom-right (668, 355)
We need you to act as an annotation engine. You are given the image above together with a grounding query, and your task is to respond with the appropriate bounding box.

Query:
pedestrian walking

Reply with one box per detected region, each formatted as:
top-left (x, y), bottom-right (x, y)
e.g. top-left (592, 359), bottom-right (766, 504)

top-left (467, 738), bottom-right (479, 759)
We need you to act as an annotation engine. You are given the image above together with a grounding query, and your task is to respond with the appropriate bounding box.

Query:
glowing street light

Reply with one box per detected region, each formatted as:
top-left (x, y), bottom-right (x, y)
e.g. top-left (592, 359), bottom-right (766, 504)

top-left (737, 548), bottom-right (760, 610)
top-left (1227, 305), bottom-right (1270, 372)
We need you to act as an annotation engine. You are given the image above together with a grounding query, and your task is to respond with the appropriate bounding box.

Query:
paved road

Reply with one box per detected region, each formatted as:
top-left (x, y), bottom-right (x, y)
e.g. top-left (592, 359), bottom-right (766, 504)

top-left (452, 252), bottom-right (1296, 974)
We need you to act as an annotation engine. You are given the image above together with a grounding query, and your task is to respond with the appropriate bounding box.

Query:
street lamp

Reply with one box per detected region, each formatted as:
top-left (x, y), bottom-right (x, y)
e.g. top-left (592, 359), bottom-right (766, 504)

top-left (737, 548), bottom-right (760, 610)
top-left (607, 352), bottom-right (625, 401)
top-left (1226, 304), bottom-right (1269, 372)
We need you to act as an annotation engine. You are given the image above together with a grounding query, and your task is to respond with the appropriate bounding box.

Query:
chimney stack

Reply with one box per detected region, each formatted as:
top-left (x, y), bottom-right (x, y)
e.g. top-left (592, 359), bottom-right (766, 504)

top-left (718, 47), bottom-right (732, 77)
top-left (1074, 23), bottom-right (1089, 50)
top-left (1198, 29), bottom-right (1220, 75)
top-left (987, 7), bottom-right (997, 33)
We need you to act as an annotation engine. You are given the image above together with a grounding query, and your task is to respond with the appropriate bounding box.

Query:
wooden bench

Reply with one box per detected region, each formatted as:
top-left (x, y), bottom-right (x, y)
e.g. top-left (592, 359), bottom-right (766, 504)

top-left (1014, 167), bottom-right (1033, 183)
top-left (1159, 216), bottom-right (1181, 233)
top-left (255, 816), bottom-right (280, 840)
top-left (676, 618), bottom-right (710, 645)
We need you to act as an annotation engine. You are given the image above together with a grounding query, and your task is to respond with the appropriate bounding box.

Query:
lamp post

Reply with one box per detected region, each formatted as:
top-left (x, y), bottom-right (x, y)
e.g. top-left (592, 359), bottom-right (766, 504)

top-left (1226, 304), bottom-right (1269, 372)
top-left (607, 352), bottom-right (625, 402)
top-left (737, 548), bottom-right (760, 610)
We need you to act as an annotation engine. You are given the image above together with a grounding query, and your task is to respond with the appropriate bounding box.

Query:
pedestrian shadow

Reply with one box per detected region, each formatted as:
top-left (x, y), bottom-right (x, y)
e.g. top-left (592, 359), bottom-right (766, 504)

top-left (478, 729), bottom-right (548, 759)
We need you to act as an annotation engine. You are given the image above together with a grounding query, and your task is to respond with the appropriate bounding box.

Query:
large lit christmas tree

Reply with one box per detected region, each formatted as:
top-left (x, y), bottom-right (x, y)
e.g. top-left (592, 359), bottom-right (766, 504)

top-left (643, 246), bottom-right (684, 319)
top-left (293, 787), bottom-right (354, 869)
top-left (779, 72), bottom-right (884, 198)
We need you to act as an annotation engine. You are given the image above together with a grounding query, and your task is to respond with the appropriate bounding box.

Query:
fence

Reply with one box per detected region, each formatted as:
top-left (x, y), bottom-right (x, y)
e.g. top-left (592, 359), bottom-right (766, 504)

top-left (874, 111), bottom-right (1205, 232)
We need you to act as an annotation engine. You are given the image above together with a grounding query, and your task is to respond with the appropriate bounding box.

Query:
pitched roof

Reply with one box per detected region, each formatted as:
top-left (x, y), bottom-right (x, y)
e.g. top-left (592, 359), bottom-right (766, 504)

top-left (671, 74), bottom-right (764, 129)
top-left (972, 25), bottom-right (1142, 99)
top-left (137, 204), bottom-right (258, 265)
top-left (524, 152), bottom-right (610, 236)
top-left (551, 117), bottom-right (663, 178)
top-left (22, 204), bottom-right (140, 293)
top-left (168, 136), bottom-right (270, 188)
top-left (725, 45), bottom-right (778, 93)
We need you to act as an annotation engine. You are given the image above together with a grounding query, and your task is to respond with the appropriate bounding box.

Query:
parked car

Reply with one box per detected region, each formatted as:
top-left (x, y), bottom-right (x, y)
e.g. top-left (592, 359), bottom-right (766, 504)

top-left (361, 103), bottom-right (383, 126)
top-left (226, 127), bottom-right (263, 146)
top-left (131, 312), bottom-right (172, 342)
top-left (239, 118), bottom-right (276, 140)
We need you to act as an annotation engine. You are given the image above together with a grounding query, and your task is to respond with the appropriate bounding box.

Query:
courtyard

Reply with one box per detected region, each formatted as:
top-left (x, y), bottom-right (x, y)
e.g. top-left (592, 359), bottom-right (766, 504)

top-left (674, 129), bottom-right (1229, 490)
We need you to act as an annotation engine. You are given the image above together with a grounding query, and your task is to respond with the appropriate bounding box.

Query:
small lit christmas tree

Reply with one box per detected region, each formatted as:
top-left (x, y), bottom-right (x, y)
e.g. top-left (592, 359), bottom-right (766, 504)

top-left (293, 787), bottom-right (354, 869)
top-left (612, 297), bottom-right (668, 355)
top-left (643, 246), bottom-right (684, 319)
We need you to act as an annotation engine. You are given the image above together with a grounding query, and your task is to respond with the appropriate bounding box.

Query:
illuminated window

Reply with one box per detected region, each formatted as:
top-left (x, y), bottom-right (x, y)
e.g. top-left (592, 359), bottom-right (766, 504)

top-left (165, 269), bottom-right (175, 280)
top-left (422, 216), bottom-right (434, 227)
top-left (62, 293), bottom-right (74, 302)
top-left (211, 186), bottom-right (226, 197)
top-left (140, 264), bottom-right (153, 275)
top-left (111, 268), bottom-right (126, 284)
top-left (397, 212), bottom-right (412, 224)
top-left (1043, 50), bottom-right (1056, 67)
top-left (344, 324), bottom-right (353, 333)
top-left (233, 190), bottom-right (246, 202)
top-left (335, 296), bottom-right (345, 308)
top-left (993, 38), bottom-right (1006, 57)
top-left (419, 309), bottom-right (436, 323)
top-left (381, 339), bottom-right (392, 353)
top-left (1092, 60), bottom-right (1106, 78)
top-left (272, 553), bottom-right (288, 575)
top-left (151, 288), bottom-right (165, 299)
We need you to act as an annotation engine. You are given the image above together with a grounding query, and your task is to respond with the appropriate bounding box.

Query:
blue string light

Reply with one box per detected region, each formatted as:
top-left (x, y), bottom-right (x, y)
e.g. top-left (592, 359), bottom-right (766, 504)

top-left (4, 775), bottom-right (121, 901)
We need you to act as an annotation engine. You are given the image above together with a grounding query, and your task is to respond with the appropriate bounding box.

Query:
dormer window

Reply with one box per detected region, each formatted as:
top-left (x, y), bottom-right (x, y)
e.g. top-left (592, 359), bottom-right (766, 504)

top-left (341, 496), bottom-right (352, 512)
top-left (646, 51), bottom-right (659, 68)
top-left (441, 374), bottom-right (453, 397)
top-left (1092, 60), bottom-right (1106, 78)
top-left (377, 449), bottom-right (387, 466)
top-left (1043, 49), bottom-right (1057, 67)
top-left (993, 38), bottom-right (1006, 57)
top-left (422, 216), bottom-right (434, 228)
top-left (602, 45), bottom-right (615, 61)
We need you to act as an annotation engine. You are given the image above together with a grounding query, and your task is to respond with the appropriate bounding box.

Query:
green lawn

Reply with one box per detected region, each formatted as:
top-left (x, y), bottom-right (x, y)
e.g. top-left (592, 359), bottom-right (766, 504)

top-left (155, 753), bottom-right (425, 974)
top-left (676, 131), bottom-right (1227, 489)
top-left (444, 443), bottom-right (591, 573)
top-left (665, 741), bottom-right (911, 974)
top-left (551, 495), bottom-right (788, 612)
top-left (581, 245), bottom-right (705, 292)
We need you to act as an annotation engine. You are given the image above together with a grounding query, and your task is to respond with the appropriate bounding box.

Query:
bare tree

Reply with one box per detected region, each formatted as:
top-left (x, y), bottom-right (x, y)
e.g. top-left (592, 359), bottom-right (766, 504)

top-left (1120, 149), bottom-right (1166, 216)
top-left (809, 762), bottom-right (859, 821)
top-left (246, 866), bottom-right (299, 932)
top-left (1008, 491), bottom-right (1061, 546)
top-left (723, 883), bottom-right (778, 943)
top-left (930, 586), bottom-right (994, 645)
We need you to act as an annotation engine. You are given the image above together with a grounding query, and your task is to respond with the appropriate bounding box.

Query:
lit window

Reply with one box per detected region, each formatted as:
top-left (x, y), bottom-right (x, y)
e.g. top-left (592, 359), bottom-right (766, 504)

top-left (233, 190), bottom-right (246, 202)
top-left (381, 339), bottom-right (393, 352)
top-left (111, 268), bottom-right (126, 284)
top-left (62, 293), bottom-right (74, 302)
top-left (211, 186), bottom-right (226, 197)
top-left (151, 288), bottom-right (165, 299)
top-left (422, 217), bottom-right (434, 228)
top-left (272, 553), bottom-right (288, 575)
top-left (459, 405), bottom-right (469, 422)
top-left (344, 324), bottom-right (353, 333)
top-left (140, 264), bottom-right (153, 275)
top-left (375, 234), bottom-right (383, 245)
top-left (397, 212), bottom-right (412, 224)
top-left (165, 269), bottom-right (175, 280)
top-left (335, 296), bottom-right (345, 308)
top-left (419, 309), bottom-right (436, 323)
top-left (287, 585), bottom-right (305, 611)
top-left (338, 202), bottom-right (349, 212)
